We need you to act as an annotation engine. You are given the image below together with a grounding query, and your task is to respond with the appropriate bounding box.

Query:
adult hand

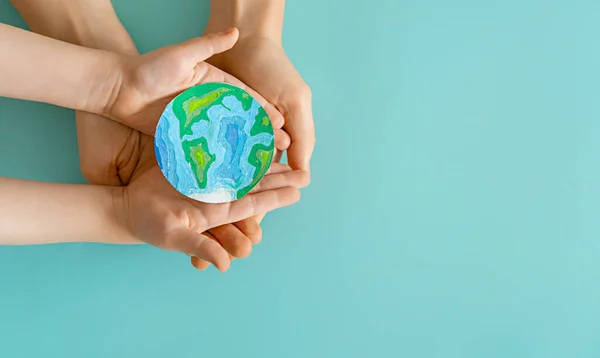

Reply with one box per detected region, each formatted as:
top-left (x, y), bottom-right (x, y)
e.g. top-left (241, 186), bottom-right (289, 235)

top-left (205, 35), bottom-right (315, 172)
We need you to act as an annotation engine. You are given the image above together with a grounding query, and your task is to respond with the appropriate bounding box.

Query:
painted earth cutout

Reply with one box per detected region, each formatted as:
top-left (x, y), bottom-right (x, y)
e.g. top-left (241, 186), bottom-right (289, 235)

top-left (154, 83), bottom-right (275, 203)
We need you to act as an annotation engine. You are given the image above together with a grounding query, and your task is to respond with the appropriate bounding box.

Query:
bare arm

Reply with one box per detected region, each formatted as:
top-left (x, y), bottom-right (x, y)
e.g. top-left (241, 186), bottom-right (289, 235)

top-left (11, 0), bottom-right (142, 185)
top-left (0, 1), bottom-right (136, 246)
top-left (10, 0), bottom-right (137, 54)
top-left (0, 23), bottom-right (120, 115)
top-left (206, 0), bottom-right (285, 43)
top-left (0, 178), bottom-right (131, 245)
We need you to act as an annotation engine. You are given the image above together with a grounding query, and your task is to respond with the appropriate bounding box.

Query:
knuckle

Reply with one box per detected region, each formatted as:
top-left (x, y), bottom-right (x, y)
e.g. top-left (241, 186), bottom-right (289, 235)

top-left (286, 84), bottom-right (312, 110)
top-left (298, 84), bottom-right (312, 100)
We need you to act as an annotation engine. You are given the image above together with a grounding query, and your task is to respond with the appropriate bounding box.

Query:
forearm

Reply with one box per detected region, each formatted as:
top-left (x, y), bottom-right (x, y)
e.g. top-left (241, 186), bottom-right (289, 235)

top-left (0, 23), bottom-right (121, 114)
top-left (11, 0), bottom-right (142, 186)
top-left (207, 0), bottom-right (285, 42)
top-left (0, 178), bottom-right (131, 245)
top-left (10, 0), bottom-right (137, 54)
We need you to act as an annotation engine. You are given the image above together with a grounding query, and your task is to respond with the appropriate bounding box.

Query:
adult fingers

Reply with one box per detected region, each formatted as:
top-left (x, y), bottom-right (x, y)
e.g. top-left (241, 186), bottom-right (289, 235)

top-left (282, 89), bottom-right (315, 172)
top-left (267, 162), bottom-right (292, 174)
top-left (191, 256), bottom-right (210, 270)
top-left (233, 218), bottom-right (263, 245)
top-left (208, 224), bottom-right (253, 258)
top-left (190, 231), bottom-right (236, 270)
top-left (170, 228), bottom-right (230, 272)
top-left (274, 128), bottom-right (291, 151)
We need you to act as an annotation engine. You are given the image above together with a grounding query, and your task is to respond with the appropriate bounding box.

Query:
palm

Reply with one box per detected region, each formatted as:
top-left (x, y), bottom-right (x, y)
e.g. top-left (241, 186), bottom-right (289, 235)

top-left (122, 161), bottom-right (306, 271)
top-left (140, 139), bottom-right (262, 251)
top-left (209, 38), bottom-right (302, 109)
top-left (107, 31), bottom-right (285, 137)
top-left (75, 111), bottom-right (142, 186)
top-left (207, 37), bottom-right (314, 171)
top-left (110, 55), bottom-right (208, 135)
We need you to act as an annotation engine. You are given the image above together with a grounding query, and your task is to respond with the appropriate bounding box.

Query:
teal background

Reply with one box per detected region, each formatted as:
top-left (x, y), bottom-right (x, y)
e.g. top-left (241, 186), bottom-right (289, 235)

top-left (1, 0), bottom-right (600, 357)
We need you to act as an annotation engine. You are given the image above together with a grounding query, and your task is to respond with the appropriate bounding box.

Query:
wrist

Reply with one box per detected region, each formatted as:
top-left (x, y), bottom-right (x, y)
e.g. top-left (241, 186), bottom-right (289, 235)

top-left (206, 0), bottom-right (284, 44)
top-left (83, 52), bottom-right (128, 119)
top-left (105, 186), bottom-right (140, 244)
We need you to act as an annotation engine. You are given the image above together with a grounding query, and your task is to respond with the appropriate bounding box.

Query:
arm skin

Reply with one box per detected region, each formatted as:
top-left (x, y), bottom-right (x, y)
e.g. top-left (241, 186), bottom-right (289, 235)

top-left (205, 0), bottom-right (316, 172)
top-left (0, 178), bottom-right (131, 245)
top-left (10, 0), bottom-right (137, 55)
top-left (207, 0), bottom-right (285, 43)
top-left (0, 23), bottom-right (120, 116)
top-left (1, 11), bottom-right (279, 138)
top-left (0, 10), bottom-right (131, 245)
top-left (11, 0), bottom-right (143, 186)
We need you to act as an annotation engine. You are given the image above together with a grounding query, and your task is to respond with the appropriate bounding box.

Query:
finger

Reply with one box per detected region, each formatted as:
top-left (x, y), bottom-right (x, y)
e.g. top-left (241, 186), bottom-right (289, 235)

top-left (267, 162), bottom-right (292, 174)
top-left (205, 187), bottom-right (301, 228)
top-left (233, 218), bottom-right (263, 245)
top-left (190, 231), bottom-right (237, 270)
top-left (191, 256), bottom-right (210, 270)
top-left (204, 65), bottom-right (285, 131)
top-left (274, 128), bottom-right (291, 152)
top-left (251, 164), bottom-right (290, 222)
top-left (250, 170), bottom-right (310, 194)
top-left (254, 213), bottom-right (267, 224)
top-left (178, 28), bottom-right (239, 62)
top-left (171, 229), bottom-right (230, 272)
top-left (282, 98), bottom-right (315, 172)
top-left (273, 150), bottom-right (283, 163)
top-left (208, 224), bottom-right (253, 258)
top-left (204, 231), bottom-right (236, 261)
top-left (267, 106), bottom-right (285, 130)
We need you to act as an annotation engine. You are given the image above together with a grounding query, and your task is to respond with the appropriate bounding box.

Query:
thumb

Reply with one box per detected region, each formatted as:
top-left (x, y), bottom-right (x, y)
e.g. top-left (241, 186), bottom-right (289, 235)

top-left (177, 27), bottom-right (239, 63)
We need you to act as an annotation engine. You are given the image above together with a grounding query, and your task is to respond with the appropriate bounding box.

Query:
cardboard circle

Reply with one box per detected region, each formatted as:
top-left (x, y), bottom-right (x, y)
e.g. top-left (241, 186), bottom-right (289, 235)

top-left (154, 83), bottom-right (275, 203)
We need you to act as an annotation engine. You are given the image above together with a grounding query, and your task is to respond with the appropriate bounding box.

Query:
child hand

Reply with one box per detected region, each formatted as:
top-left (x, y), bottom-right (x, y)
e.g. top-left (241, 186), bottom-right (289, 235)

top-left (115, 165), bottom-right (309, 272)
top-left (103, 28), bottom-right (285, 139)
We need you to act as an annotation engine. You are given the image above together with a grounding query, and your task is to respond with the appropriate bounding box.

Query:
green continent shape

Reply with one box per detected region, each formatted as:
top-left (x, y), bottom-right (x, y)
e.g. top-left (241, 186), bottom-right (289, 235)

top-left (182, 137), bottom-right (215, 189)
top-left (239, 92), bottom-right (254, 111)
top-left (250, 106), bottom-right (274, 136)
top-left (237, 140), bottom-right (275, 199)
top-left (172, 83), bottom-right (255, 138)
top-left (185, 89), bottom-right (229, 124)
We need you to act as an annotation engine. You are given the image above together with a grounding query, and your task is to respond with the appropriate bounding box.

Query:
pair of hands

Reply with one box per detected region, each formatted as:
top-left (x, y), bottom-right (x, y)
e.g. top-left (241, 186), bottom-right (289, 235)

top-left (79, 28), bottom-right (314, 271)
